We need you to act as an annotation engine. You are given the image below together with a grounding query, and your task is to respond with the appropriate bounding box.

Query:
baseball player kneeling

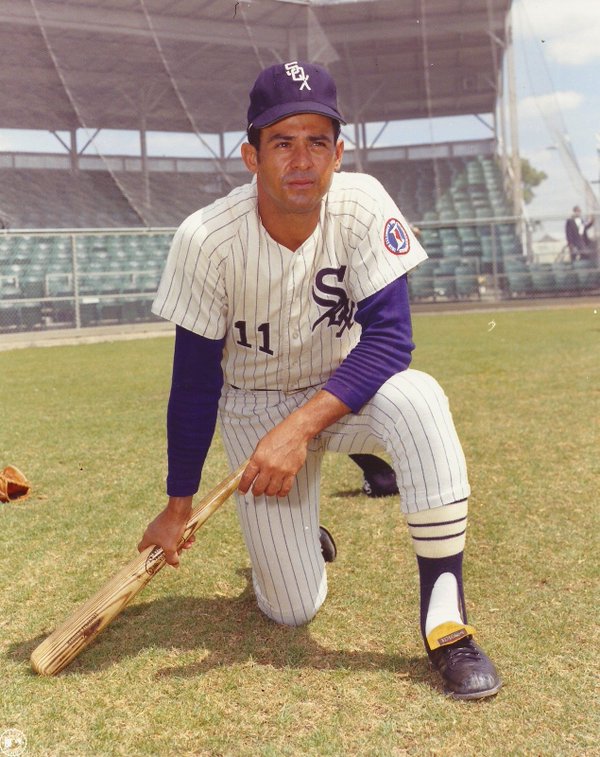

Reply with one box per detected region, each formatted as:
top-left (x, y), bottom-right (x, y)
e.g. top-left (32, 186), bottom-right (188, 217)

top-left (139, 61), bottom-right (501, 700)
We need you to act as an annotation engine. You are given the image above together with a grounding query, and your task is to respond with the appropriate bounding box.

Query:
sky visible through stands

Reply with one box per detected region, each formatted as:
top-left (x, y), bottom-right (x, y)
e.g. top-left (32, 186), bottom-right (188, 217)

top-left (1, 0), bottom-right (599, 239)
top-left (510, 0), bottom-right (600, 231)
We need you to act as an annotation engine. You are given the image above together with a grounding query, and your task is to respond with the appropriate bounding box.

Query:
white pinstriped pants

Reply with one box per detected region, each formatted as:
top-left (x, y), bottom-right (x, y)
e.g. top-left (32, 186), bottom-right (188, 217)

top-left (218, 369), bottom-right (470, 627)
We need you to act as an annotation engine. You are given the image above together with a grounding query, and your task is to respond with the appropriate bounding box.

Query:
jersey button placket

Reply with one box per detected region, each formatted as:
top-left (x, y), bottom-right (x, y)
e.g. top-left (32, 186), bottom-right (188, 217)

top-left (289, 240), bottom-right (315, 382)
top-left (287, 258), bottom-right (302, 344)
top-left (287, 248), bottom-right (310, 390)
top-left (277, 255), bottom-right (294, 390)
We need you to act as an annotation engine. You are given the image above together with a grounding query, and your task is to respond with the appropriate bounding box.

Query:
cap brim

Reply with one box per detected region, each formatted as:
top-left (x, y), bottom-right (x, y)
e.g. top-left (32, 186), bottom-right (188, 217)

top-left (250, 101), bottom-right (346, 129)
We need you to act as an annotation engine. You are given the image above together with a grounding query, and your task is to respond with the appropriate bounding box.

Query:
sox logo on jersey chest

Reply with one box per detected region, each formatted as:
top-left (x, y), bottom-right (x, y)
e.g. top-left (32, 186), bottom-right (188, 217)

top-left (311, 265), bottom-right (355, 337)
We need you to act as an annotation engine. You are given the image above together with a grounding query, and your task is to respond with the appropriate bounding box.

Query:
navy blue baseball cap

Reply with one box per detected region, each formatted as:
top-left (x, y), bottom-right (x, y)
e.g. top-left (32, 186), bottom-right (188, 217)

top-left (247, 61), bottom-right (346, 129)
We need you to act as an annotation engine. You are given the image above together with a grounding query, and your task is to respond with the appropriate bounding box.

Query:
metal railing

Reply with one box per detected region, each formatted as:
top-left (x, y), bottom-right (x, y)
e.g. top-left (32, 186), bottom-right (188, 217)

top-left (0, 216), bottom-right (598, 335)
top-left (0, 228), bottom-right (173, 333)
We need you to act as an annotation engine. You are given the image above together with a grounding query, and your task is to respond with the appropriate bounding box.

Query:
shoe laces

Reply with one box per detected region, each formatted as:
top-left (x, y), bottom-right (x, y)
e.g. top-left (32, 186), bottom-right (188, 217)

top-left (443, 639), bottom-right (481, 667)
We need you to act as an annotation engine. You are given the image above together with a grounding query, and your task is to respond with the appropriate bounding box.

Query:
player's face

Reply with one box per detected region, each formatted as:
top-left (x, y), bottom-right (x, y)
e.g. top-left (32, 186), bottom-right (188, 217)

top-left (242, 114), bottom-right (344, 220)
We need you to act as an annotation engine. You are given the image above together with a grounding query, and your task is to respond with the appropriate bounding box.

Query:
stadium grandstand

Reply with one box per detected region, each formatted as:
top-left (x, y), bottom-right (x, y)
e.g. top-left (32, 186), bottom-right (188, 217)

top-left (0, 0), bottom-right (598, 334)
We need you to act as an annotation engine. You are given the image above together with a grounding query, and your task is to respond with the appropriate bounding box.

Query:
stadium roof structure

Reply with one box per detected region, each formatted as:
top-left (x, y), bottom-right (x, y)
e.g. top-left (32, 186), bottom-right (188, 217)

top-left (1, 0), bottom-right (512, 137)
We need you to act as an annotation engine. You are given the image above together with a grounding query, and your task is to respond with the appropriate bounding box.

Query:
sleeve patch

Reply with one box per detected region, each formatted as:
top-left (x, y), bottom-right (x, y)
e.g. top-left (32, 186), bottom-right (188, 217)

top-left (383, 218), bottom-right (411, 255)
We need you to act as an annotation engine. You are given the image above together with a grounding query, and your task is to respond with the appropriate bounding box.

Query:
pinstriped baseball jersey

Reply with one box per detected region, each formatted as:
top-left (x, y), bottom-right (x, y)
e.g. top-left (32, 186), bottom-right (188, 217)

top-left (152, 171), bottom-right (427, 392)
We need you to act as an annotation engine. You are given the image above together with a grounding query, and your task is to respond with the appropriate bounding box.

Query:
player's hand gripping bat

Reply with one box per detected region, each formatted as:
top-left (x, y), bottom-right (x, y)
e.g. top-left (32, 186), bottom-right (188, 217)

top-left (30, 461), bottom-right (248, 676)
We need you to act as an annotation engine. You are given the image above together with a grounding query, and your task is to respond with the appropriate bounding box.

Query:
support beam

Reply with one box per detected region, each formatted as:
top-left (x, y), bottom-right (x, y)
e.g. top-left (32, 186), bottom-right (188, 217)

top-left (505, 13), bottom-right (523, 219)
top-left (70, 128), bottom-right (78, 172)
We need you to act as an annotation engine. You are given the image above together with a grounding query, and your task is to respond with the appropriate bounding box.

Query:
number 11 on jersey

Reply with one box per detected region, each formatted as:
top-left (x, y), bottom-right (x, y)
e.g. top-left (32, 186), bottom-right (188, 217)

top-left (234, 320), bottom-right (274, 355)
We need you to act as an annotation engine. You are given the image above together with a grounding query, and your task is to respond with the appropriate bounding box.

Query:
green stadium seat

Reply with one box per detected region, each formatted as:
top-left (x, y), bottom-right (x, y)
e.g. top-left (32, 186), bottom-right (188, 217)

top-left (503, 256), bottom-right (528, 272)
top-left (0, 278), bottom-right (21, 299)
top-left (0, 301), bottom-right (22, 330)
top-left (461, 241), bottom-right (482, 258)
top-left (437, 258), bottom-right (461, 275)
top-left (409, 275), bottom-right (435, 300)
top-left (439, 228), bottom-right (460, 243)
top-left (530, 264), bottom-right (557, 294)
top-left (409, 258), bottom-right (437, 301)
top-left (135, 297), bottom-right (160, 322)
top-left (455, 264), bottom-right (480, 298)
top-left (506, 270), bottom-right (533, 297)
top-left (119, 273), bottom-right (138, 294)
top-left (434, 272), bottom-right (457, 300)
top-left (573, 260), bottom-right (600, 290)
top-left (552, 264), bottom-right (579, 293)
top-left (442, 242), bottom-right (462, 257)
top-left (21, 276), bottom-right (45, 298)
top-left (136, 272), bottom-right (161, 293)
top-left (46, 274), bottom-right (73, 297)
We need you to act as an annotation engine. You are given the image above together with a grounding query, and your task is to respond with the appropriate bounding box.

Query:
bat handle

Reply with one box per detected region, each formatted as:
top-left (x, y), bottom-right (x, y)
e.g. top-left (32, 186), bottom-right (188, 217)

top-left (177, 459), bottom-right (248, 545)
top-left (139, 460), bottom-right (248, 575)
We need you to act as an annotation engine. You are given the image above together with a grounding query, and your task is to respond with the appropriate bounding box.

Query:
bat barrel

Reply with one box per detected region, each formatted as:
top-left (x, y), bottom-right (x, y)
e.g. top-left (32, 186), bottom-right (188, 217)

top-left (30, 547), bottom-right (163, 675)
top-left (30, 461), bottom-right (247, 676)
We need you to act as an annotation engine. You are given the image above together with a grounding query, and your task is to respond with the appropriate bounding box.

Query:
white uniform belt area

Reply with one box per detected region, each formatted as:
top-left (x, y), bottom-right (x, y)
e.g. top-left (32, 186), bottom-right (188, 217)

top-left (226, 382), bottom-right (323, 394)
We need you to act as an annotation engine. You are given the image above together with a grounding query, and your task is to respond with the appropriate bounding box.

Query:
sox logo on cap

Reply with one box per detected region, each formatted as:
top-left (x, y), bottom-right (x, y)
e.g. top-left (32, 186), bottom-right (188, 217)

top-left (285, 61), bottom-right (311, 90)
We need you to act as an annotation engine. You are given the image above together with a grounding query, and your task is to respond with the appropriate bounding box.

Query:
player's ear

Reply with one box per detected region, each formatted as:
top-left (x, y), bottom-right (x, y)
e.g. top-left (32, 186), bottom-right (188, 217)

top-left (334, 139), bottom-right (344, 171)
top-left (241, 142), bottom-right (258, 174)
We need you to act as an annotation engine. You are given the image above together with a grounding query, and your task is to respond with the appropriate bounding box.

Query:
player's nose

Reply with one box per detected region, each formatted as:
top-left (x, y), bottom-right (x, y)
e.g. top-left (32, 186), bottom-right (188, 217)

top-left (290, 143), bottom-right (313, 169)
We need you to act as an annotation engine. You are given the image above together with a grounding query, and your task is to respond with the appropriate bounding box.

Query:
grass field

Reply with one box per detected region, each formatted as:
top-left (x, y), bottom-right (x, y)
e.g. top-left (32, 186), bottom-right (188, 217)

top-left (0, 304), bottom-right (598, 756)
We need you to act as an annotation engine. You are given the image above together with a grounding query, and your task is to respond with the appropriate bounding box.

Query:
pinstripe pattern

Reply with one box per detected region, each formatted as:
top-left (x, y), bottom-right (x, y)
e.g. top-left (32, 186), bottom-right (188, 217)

top-left (219, 387), bottom-right (326, 626)
top-left (153, 170), bottom-right (468, 627)
top-left (152, 172), bottom-right (427, 392)
top-left (217, 368), bottom-right (469, 625)
top-left (321, 370), bottom-right (470, 513)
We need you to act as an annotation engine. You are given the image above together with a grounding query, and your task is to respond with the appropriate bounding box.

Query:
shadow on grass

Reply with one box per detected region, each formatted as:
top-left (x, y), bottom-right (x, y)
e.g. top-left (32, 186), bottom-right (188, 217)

top-left (9, 570), bottom-right (429, 685)
top-left (332, 487), bottom-right (365, 498)
top-left (330, 487), bottom-right (398, 499)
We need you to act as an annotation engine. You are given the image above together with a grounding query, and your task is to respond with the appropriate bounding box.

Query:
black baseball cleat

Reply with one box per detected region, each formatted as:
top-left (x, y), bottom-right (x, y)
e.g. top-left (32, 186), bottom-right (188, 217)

top-left (362, 471), bottom-right (399, 498)
top-left (348, 453), bottom-right (399, 498)
top-left (428, 637), bottom-right (502, 700)
top-left (319, 525), bottom-right (337, 563)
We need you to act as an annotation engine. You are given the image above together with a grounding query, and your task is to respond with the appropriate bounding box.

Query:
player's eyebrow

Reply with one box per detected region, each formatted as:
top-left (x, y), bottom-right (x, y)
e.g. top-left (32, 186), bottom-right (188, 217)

top-left (266, 131), bottom-right (333, 144)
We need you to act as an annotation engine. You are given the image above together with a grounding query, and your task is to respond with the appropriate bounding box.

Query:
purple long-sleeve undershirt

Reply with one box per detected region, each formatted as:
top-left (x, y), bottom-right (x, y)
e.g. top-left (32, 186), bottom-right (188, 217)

top-left (165, 275), bottom-right (413, 496)
top-left (166, 328), bottom-right (224, 496)
top-left (323, 274), bottom-right (414, 412)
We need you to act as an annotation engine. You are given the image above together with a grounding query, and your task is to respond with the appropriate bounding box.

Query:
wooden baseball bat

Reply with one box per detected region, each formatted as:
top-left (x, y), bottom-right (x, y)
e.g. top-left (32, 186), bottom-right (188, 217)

top-left (30, 460), bottom-right (248, 676)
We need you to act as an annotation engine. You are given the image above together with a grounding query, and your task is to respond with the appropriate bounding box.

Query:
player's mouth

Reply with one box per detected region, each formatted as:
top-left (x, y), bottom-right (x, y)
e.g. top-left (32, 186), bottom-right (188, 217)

top-left (285, 174), bottom-right (316, 190)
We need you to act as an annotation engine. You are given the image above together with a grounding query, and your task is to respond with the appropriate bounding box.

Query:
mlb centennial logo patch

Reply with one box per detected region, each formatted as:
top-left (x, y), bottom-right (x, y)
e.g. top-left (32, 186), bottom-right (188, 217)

top-left (383, 218), bottom-right (410, 255)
